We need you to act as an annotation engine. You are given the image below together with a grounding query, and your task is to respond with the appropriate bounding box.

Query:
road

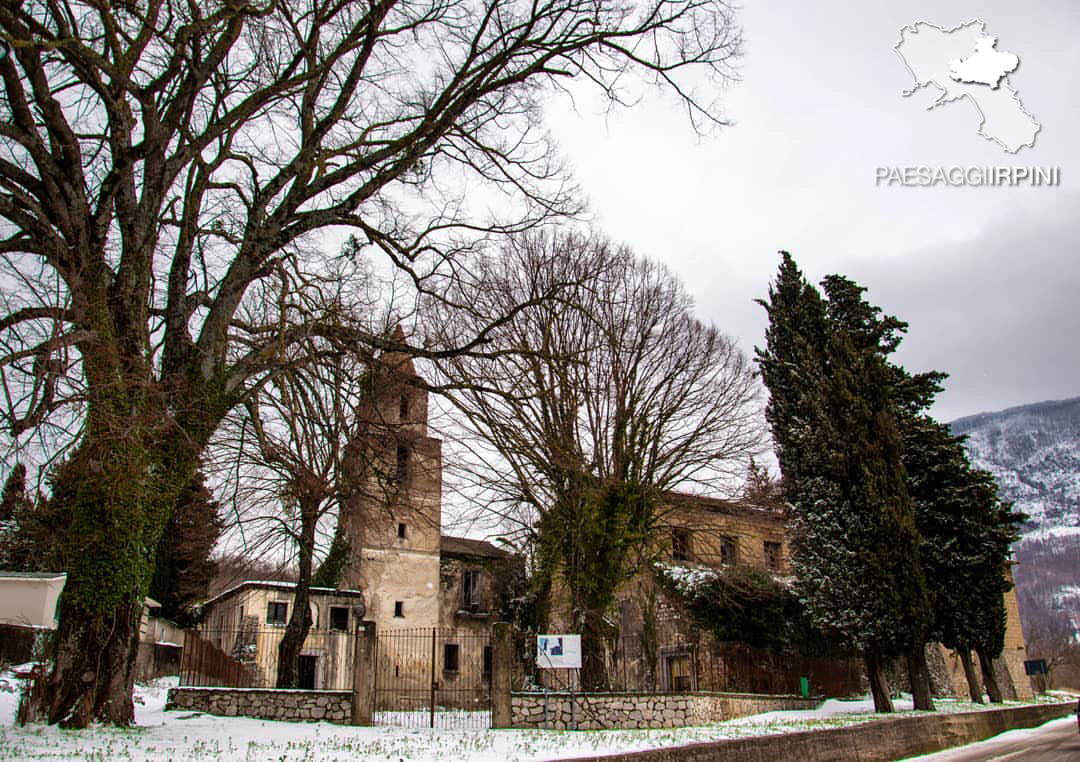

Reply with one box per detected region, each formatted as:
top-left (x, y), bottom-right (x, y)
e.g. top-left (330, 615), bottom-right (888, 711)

top-left (907, 716), bottom-right (1080, 761)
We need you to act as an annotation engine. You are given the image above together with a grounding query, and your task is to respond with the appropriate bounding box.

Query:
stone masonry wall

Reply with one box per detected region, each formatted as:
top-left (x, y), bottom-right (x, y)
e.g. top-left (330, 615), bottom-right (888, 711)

top-left (510, 691), bottom-right (820, 730)
top-left (166, 687), bottom-right (351, 723)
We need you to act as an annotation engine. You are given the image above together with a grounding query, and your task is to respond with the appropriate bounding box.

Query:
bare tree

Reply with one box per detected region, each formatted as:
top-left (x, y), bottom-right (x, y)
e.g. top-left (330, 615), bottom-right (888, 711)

top-left (434, 230), bottom-right (761, 688)
top-left (0, 0), bottom-right (741, 725)
top-left (208, 305), bottom-right (405, 688)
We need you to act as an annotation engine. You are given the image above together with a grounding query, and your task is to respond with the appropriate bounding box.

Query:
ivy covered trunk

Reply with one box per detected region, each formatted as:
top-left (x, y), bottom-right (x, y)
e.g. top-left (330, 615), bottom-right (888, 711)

top-left (41, 417), bottom-right (197, 726)
top-left (559, 482), bottom-right (652, 693)
top-left (577, 609), bottom-right (611, 691)
top-left (33, 302), bottom-right (220, 726)
top-left (959, 649), bottom-right (984, 703)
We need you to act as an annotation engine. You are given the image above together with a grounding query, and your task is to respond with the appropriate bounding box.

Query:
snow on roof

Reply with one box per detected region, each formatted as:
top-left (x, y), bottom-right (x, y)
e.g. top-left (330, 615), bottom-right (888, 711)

top-left (0, 571), bottom-right (67, 580)
top-left (202, 580), bottom-right (365, 610)
top-left (439, 535), bottom-right (513, 560)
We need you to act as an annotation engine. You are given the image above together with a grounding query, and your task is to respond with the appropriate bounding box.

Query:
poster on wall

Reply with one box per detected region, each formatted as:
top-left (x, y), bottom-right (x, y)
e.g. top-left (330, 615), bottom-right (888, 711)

top-left (536, 634), bottom-right (582, 669)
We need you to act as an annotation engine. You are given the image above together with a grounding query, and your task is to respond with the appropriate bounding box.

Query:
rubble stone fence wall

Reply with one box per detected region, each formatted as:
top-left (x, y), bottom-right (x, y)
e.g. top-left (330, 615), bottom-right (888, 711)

top-left (510, 691), bottom-right (820, 730)
top-left (166, 686), bottom-right (351, 723)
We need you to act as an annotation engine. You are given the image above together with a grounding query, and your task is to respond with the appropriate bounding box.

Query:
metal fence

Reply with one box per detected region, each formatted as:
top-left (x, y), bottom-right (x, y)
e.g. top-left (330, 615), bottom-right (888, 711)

top-left (515, 630), bottom-right (864, 697)
top-left (180, 625), bottom-right (355, 691)
top-left (374, 627), bottom-right (492, 729)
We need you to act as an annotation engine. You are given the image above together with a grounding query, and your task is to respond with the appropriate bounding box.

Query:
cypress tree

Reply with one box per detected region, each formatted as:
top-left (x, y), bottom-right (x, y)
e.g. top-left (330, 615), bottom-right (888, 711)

top-left (757, 254), bottom-right (934, 712)
top-left (149, 472), bottom-right (224, 626)
top-left (893, 386), bottom-right (1022, 702)
top-left (1, 463), bottom-right (28, 521)
top-left (311, 525), bottom-right (351, 589)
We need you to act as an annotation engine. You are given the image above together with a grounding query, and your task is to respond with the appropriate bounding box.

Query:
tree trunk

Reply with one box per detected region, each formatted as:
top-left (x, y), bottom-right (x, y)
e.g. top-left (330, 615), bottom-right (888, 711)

top-left (35, 349), bottom-right (213, 726)
top-left (44, 590), bottom-right (143, 726)
top-left (959, 649), bottom-right (984, 703)
top-left (977, 647), bottom-right (1004, 703)
top-left (578, 610), bottom-right (610, 692)
top-left (277, 498), bottom-right (318, 688)
top-left (906, 644), bottom-right (935, 711)
top-left (865, 650), bottom-right (894, 713)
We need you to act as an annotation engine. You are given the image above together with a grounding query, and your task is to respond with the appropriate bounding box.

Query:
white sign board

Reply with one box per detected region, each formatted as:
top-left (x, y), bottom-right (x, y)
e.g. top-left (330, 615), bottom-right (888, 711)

top-left (536, 634), bottom-right (582, 669)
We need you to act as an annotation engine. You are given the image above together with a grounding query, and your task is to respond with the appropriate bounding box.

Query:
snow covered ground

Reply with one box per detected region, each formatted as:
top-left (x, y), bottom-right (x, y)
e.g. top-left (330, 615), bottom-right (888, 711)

top-left (0, 669), bottom-right (1072, 761)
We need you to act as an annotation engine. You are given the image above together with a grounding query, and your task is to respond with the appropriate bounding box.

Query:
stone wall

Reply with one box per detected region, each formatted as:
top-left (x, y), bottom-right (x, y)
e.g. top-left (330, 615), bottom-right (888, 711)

top-left (510, 691), bottom-right (820, 730)
top-left (166, 686), bottom-right (351, 723)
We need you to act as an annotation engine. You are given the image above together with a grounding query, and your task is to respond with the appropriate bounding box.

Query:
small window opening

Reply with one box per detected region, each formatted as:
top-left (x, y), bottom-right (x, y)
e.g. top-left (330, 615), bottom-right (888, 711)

top-left (764, 541), bottom-right (782, 571)
top-left (399, 394), bottom-right (409, 421)
top-left (463, 569), bottom-right (481, 610)
top-left (672, 528), bottom-right (693, 563)
top-left (719, 536), bottom-right (738, 566)
top-left (329, 606), bottom-right (349, 632)
top-left (398, 522), bottom-right (407, 539)
top-left (267, 601), bottom-right (288, 625)
top-left (396, 445), bottom-right (409, 481)
top-left (443, 643), bottom-right (460, 673)
top-left (394, 601), bottom-right (404, 618)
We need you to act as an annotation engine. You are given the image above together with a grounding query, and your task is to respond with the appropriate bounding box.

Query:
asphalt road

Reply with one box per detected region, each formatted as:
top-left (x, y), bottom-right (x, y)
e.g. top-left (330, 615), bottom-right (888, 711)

top-left (909, 716), bottom-right (1080, 761)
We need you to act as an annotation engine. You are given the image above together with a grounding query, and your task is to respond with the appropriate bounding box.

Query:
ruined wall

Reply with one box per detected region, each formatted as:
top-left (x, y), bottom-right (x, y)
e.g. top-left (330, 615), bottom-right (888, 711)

top-left (662, 498), bottom-right (789, 574)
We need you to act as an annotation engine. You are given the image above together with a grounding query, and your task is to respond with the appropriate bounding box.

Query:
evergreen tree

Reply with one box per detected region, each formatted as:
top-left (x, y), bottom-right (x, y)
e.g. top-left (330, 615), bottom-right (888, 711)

top-left (149, 473), bottom-right (224, 626)
top-left (757, 254), bottom-right (934, 712)
top-left (892, 379), bottom-right (1023, 702)
top-left (1, 463), bottom-right (28, 521)
top-left (0, 462), bottom-right (70, 572)
top-left (311, 525), bottom-right (351, 589)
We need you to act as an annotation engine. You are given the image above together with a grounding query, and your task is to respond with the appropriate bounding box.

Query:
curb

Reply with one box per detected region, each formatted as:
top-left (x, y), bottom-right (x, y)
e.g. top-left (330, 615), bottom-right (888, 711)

top-left (548, 702), bottom-right (1075, 762)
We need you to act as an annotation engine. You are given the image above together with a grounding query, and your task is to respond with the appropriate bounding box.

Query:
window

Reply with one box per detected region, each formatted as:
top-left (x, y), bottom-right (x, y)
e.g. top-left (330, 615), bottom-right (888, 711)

top-left (398, 522), bottom-right (407, 540)
top-left (718, 536), bottom-right (737, 566)
top-left (399, 394), bottom-right (409, 420)
top-left (666, 653), bottom-right (692, 692)
top-left (764, 541), bottom-right (782, 571)
top-left (329, 606), bottom-right (349, 632)
top-left (672, 528), bottom-right (693, 562)
top-left (483, 645), bottom-right (493, 676)
top-left (267, 601), bottom-right (288, 625)
top-left (393, 601), bottom-right (404, 618)
top-left (396, 444), bottom-right (409, 482)
top-left (443, 643), bottom-right (460, 673)
top-left (462, 569), bottom-right (481, 610)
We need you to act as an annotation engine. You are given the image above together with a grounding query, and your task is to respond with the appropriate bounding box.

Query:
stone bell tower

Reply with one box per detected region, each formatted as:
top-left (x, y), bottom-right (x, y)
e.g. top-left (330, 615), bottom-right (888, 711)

top-left (339, 327), bottom-right (442, 630)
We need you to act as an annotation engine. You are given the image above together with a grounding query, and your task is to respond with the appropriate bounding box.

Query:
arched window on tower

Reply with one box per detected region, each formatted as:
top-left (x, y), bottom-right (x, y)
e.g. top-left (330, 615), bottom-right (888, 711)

top-left (399, 393), bottom-right (409, 421)
top-left (396, 444), bottom-right (409, 482)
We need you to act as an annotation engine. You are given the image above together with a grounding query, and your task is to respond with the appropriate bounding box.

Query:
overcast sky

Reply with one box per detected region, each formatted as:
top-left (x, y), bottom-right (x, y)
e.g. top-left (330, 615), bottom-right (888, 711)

top-left (542, 0), bottom-right (1080, 423)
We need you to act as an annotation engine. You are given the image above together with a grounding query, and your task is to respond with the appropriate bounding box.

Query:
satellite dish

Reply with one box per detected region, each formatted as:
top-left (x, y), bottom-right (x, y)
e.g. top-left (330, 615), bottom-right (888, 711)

top-left (352, 599), bottom-right (367, 620)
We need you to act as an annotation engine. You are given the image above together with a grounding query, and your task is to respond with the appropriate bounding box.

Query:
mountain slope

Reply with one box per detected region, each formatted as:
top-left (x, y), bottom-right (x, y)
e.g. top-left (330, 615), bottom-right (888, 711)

top-left (951, 396), bottom-right (1080, 645)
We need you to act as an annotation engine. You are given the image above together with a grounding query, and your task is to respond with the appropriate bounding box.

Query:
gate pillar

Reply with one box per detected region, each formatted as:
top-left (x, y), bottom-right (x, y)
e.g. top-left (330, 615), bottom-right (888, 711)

top-left (351, 620), bottom-right (377, 725)
top-left (492, 621), bottom-right (513, 728)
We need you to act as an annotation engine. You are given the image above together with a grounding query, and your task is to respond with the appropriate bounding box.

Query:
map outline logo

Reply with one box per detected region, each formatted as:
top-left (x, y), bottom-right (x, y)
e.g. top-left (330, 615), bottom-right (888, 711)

top-left (893, 18), bottom-right (1041, 154)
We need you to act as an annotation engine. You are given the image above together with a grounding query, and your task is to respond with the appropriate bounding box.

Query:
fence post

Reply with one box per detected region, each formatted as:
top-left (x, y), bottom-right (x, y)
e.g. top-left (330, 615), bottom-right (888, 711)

top-left (351, 620), bottom-right (376, 725)
top-left (491, 621), bottom-right (513, 728)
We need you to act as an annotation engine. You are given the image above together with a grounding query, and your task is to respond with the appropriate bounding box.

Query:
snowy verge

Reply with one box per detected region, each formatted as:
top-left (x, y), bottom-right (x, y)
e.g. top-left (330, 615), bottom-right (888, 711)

top-left (1, 672), bottom-right (1074, 761)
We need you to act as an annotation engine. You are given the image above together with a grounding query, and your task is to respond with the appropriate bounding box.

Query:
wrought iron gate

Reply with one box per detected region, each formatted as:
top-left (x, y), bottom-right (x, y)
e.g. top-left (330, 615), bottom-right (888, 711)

top-left (374, 627), bottom-right (492, 729)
